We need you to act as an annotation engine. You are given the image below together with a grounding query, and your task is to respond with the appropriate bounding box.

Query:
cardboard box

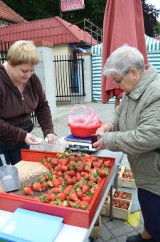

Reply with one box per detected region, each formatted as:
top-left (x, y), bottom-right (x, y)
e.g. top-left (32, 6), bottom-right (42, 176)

top-left (0, 149), bottom-right (115, 229)
top-left (90, 215), bottom-right (101, 238)
top-left (118, 166), bottom-right (136, 189)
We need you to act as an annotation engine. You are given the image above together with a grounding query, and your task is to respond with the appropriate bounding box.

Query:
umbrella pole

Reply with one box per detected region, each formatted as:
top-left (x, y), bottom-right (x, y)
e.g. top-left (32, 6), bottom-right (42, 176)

top-left (115, 96), bottom-right (120, 107)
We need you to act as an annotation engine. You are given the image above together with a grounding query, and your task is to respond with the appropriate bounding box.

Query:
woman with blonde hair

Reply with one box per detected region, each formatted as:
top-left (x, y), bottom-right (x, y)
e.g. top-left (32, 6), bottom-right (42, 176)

top-left (0, 40), bottom-right (56, 165)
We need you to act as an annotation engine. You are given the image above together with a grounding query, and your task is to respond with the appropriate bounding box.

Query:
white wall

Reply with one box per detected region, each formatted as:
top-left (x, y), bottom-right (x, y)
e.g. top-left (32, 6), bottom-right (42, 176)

top-left (35, 46), bottom-right (57, 120)
top-left (53, 44), bottom-right (73, 56)
top-left (82, 53), bottom-right (92, 103)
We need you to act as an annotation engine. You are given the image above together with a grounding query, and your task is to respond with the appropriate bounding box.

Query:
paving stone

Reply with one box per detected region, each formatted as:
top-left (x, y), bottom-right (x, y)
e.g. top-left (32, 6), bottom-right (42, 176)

top-left (116, 235), bottom-right (128, 242)
top-left (100, 224), bottom-right (114, 241)
top-left (110, 224), bottom-right (135, 238)
top-left (104, 218), bottom-right (125, 230)
top-left (105, 239), bottom-right (117, 242)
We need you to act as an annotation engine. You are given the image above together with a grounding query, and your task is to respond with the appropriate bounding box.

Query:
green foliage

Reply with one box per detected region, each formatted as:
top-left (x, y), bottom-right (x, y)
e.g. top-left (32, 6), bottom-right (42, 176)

top-left (142, 0), bottom-right (160, 36)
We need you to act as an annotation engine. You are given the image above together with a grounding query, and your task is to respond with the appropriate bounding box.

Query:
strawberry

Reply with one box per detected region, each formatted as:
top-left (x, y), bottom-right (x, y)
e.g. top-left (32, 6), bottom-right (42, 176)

top-left (63, 185), bottom-right (72, 195)
top-left (47, 180), bottom-right (54, 187)
top-left (51, 187), bottom-right (60, 193)
top-left (80, 171), bottom-right (89, 179)
top-left (23, 186), bottom-right (33, 195)
top-left (56, 192), bottom-right (66, 201)
top-left (69, 200), bottom-right (80, 208)
top-left (104, 160), bottom-right (111, 167)
top-left (82, 185), bottom-right (90, 194)
top-left (68, 170), bottom-right (76, 176)
top-left (80, 201), bottom-right (89, 210)
top-left (76, 190), bottom-right (83, 200)
top-left (61, 165), bottom-right (68, 172)
top-left (61, 200), bottom-right (69, 207)
top-left (93, 160), bottom-right (103, 168)
top-left (52, 179), bottom-right (61, 187)
top-left (39, 194), bottom-right (50, 203)
top-left (60, 158), bottom-right (68, 165)
top-left (69, 191), bottom-right (78, 201)
top-left (82, 196), bottom-right (93, 203)
top-left (32, 182), bottom-right (42, 192)
top-left (38, 175), bottom-right (47, 182)
top-left (41, 182), bottom-right (49, 191)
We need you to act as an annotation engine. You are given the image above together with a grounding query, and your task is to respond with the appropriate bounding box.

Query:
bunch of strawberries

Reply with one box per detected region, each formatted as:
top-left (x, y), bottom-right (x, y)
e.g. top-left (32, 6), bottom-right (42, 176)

top-left (22, 152), bottom-right (113, 210)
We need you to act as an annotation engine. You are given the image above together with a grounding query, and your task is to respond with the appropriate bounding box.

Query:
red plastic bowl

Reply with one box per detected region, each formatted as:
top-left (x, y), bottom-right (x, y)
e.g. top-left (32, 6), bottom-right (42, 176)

top-left (68, 120), bottom-right (102, 138)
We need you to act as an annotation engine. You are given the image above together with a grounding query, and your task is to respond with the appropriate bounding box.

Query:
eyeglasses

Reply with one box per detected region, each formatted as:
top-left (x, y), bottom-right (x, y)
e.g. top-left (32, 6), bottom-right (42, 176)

top-left (112, 69), bottom-right (130, 86)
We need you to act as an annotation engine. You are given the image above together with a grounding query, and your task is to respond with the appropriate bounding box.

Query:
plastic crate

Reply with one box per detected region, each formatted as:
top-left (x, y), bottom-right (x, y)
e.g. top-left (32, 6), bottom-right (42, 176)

top-left (0, 149), bottom-right (115, 228)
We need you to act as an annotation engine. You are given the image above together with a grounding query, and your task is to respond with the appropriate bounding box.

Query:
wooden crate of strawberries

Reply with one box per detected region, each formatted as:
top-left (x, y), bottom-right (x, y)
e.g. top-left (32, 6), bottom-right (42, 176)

top-left (100, 189), bottom-right (132, 220)
top-left (118, 166), bottom-right (136, 189)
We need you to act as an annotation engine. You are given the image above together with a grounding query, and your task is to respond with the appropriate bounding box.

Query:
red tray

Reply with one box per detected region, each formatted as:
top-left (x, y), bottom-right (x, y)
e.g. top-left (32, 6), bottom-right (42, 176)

top-left (0, 149), bottom-right (115, 228)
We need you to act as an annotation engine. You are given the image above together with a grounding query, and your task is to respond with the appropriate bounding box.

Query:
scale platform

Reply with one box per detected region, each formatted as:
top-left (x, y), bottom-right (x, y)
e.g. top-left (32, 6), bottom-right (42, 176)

top-left (64, 134), bottom-right (96, 153)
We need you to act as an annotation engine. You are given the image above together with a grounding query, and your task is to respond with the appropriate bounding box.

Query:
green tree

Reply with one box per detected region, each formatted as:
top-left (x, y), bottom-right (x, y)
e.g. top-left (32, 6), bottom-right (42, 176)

top-left (142, 0), bottom-right (160, 36)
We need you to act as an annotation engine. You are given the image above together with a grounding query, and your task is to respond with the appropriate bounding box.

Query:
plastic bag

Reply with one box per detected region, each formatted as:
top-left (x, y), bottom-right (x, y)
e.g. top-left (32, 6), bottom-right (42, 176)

top-left (68, 104), bottom-right (99, 126)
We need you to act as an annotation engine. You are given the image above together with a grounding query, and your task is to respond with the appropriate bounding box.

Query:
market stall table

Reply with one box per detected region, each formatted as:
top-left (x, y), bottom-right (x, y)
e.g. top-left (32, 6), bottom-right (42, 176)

top-left (0, 150), bottom-right (123, 242)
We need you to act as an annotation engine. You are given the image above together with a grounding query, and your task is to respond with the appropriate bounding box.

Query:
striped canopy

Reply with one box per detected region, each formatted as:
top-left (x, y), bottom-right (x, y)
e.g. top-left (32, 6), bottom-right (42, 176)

top-left (91, 35), bottom-right (160, 103)
top-left (145, 35), bottom-right (160, 51)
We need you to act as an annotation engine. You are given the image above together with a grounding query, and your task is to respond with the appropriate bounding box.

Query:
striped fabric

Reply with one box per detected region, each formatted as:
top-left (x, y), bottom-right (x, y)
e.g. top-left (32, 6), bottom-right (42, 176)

top-left (91, 35), bottom-right (160, 103)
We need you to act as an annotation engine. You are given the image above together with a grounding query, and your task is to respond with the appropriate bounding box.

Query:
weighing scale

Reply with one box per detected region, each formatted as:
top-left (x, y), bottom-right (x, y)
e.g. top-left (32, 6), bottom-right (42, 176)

top-left (63, 134), bottom-right (96, 153)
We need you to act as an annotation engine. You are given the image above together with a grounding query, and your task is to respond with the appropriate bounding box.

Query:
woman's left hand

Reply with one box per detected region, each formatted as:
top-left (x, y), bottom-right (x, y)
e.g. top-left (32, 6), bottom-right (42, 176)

top-left (46, 134), bottom-right (57, 144)
top-left (92, 137), bottom-right (106, 150)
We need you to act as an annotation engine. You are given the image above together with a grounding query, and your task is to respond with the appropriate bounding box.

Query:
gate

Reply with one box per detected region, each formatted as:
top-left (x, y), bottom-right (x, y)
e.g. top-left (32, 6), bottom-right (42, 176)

top-left (53, 54), bottom-right (85, 102)
top-left (0, 40), bottom-right (12, 63)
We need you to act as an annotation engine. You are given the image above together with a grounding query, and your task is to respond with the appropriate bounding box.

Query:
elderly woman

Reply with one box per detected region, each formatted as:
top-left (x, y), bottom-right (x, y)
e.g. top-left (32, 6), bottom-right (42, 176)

top-left (0, 40), bottom-right (56, 166)
top-left (94, 45), bottom-right (160, 242)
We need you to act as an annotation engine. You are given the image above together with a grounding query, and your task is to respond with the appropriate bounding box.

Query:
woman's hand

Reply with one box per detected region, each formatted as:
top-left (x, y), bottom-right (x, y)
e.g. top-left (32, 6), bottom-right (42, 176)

top-left (25, 133), bottom-right (42, 145)
top-left (92, 137), bottom-right (106, 150)
top-left (96, 122), bottom-right (113, 136)
top-left (46, 133), bottom-right (57, 144)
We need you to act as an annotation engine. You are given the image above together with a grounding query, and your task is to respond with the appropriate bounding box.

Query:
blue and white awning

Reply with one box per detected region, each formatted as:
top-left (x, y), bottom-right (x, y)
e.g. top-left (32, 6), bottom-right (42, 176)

top-left (91, 35), bottom-right (160, 103)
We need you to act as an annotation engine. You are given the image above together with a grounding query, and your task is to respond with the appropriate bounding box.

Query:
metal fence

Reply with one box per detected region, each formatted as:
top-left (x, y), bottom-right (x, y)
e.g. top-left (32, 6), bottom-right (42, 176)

top-left (53, 54), bottom-right (85, 102)
top-left (0, 40), bottom-right (12, 64)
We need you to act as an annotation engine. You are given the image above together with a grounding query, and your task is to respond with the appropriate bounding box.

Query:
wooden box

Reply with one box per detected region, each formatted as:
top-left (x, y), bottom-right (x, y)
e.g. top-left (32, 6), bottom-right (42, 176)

top-left (90, 215), bottom-right (101, 238)
top-left (118, 166), bottom-right (136, 189)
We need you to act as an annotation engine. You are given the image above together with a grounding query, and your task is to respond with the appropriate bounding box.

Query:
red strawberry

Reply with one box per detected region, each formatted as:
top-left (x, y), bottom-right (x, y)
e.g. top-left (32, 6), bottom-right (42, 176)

top-left (47, 180), bottom-right (54, 187)
top-left (82, 196), bottom-right (93, 203)
top-left (23, 186), bottom-right (33, 195)
top-left (51, 187), bottom-right (60, 193)
top-left (41, 182), bottom-right (49, 191)
top-left (76, 190), bottom-right (83, 200)
top-left (69, 191), bottom-right (78, 201)
top-left (82, 185), bottom-right (90, 194)
top-left (104, 160), bottom-right (111, 167)
top-left (56, 192), bottom-right (66, 201)
top-left (80, 201), bottom-right (89, 210)
top-left (61, 200), bottom-right (69, 207)
top-left (68, 170), bottom-right (76, 176)
top-left (32, 182), bottom-right (42, 192)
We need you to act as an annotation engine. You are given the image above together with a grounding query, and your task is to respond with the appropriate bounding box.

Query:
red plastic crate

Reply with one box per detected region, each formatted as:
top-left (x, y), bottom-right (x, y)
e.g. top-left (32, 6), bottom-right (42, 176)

top-left (0, 149), bottom-right (115, 228)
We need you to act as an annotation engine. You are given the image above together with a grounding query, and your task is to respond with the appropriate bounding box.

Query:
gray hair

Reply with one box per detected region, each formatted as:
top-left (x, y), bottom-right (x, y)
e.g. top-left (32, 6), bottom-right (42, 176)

top-left (103, 45), bottom-right (145, 77)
